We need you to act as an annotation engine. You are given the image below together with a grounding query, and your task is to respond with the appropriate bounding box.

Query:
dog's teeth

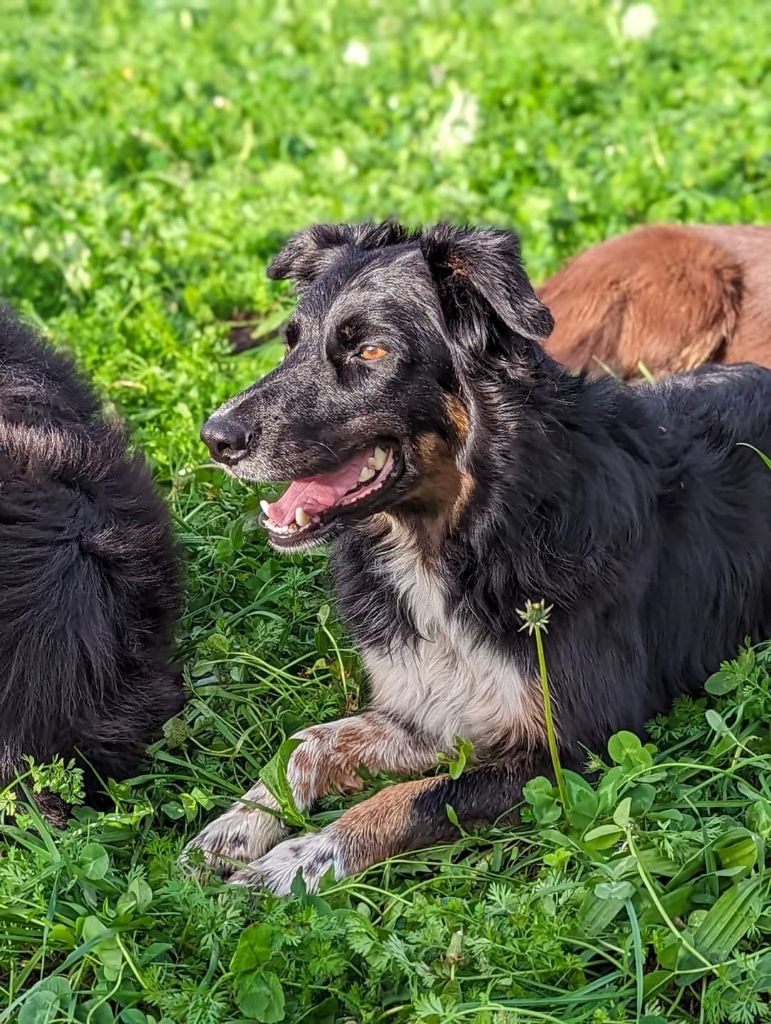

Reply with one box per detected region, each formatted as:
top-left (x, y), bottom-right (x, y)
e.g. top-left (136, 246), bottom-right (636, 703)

top-left (295, 506), bottom-right (310, 527)
top-left (359, 465), bottom-right (376, 483)
top-left (288, 522), bottom-right (299, 533)
top-left (367, 457), bottom-right (378, 469)
top-left (373, 446), bottom-right (387, 470)
top-left (260, 500), bottom-right (270, 515)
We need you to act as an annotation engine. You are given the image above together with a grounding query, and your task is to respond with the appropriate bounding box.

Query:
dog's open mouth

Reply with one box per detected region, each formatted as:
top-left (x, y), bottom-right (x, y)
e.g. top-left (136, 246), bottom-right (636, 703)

top-left (259, 444), bottom-right (400, 547)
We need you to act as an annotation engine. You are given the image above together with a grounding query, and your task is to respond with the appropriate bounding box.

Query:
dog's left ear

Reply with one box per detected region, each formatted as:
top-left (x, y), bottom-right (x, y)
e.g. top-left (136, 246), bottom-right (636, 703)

top-left (268, 221), bottom-right (412, 289)
top-left (419, 224), bottom-right (554, 351)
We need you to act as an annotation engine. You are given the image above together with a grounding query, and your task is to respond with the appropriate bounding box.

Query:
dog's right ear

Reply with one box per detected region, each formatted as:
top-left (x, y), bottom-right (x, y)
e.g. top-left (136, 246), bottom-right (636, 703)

top-left (419, 223), bottom-right (554, 353)
top-left (268, 221), bottom-right (413, 290)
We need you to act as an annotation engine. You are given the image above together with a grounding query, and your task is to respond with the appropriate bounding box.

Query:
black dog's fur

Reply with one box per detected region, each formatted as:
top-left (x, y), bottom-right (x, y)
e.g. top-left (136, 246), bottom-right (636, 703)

top-left (0, 308), bottom-right (183, 819)
top-left (189, 222), bottom-right (771, 893)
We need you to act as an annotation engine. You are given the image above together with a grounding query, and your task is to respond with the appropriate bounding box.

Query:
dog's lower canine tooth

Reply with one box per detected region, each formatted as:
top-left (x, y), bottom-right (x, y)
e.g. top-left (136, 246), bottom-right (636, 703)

top-left (373, 446), bottom-right (387, 470)
top-left (359, 465), bottom-right (376, 483)
top-left (295, 506), bottom-right (310, 527)
top-left (260, 499), bottom-right (270, 515)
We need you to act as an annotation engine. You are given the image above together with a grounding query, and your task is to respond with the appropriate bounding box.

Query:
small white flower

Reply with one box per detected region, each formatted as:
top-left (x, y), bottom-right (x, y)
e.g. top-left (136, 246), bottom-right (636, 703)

top-left (212, 94), bottom-right (229, 109)
top-left (343, 40), bottom-right (370, 67)
top-left (329, 147), bottom-right (351, 173)
top-left (434, 88), bottom-right (479, 157)
top-left (621, 3), bottom-right (658, 40)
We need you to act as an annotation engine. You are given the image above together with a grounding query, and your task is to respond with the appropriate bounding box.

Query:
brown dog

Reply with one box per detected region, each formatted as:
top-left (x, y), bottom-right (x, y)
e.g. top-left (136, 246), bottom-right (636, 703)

top-left (540, 224), bottom-right (771, 378)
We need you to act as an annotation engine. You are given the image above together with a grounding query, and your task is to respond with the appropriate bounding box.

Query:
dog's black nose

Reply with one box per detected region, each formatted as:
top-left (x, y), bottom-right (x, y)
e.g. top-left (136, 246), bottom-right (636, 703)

top-left (201, 416), bottom-right (253, 464)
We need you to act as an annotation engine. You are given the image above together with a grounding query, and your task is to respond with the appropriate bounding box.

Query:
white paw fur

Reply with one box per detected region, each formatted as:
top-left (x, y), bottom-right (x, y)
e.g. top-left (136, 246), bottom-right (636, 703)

top-left (180, 784), bottom-right (286, 877)
top-left (228, 826), bottom-right (344, 895)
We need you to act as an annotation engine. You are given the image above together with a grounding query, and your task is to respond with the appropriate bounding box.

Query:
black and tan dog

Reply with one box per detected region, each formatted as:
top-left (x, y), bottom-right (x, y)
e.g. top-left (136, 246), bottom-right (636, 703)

top-left (187, 222), bottom-right (771, 894)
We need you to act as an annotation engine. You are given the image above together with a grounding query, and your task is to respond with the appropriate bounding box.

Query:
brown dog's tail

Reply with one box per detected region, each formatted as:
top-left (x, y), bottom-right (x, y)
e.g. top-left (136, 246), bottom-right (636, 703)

top-left (539, 224), bottom-right (744, 380)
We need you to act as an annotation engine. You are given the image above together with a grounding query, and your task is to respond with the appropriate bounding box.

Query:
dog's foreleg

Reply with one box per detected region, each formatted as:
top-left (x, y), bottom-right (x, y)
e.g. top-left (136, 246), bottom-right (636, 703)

top-left (229, 750), bottom-right (548, 894)
top-left (181, 712), bottom-right (437, 877)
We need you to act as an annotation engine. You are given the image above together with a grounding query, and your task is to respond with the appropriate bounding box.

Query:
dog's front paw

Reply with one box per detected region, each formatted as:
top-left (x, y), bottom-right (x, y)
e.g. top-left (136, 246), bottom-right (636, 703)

top-left (180, 787), bottom-right (287, 879)
top-left (228, 827), bottom-right (344, 896)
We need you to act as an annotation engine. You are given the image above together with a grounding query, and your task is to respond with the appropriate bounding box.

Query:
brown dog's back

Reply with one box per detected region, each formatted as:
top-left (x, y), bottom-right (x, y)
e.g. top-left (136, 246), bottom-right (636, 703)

top-left (540, 224), bottom-right (771, 378)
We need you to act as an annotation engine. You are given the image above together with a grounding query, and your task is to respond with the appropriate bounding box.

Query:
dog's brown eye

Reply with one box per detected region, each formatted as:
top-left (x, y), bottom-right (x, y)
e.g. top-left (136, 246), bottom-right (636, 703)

top-left (356, 344), bottom-right (390, 362)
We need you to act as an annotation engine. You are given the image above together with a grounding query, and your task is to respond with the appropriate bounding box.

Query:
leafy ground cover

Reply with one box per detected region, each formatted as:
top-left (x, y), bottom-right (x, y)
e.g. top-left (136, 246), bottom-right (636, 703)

top-left (1, 1), bottom-right (770, 1020)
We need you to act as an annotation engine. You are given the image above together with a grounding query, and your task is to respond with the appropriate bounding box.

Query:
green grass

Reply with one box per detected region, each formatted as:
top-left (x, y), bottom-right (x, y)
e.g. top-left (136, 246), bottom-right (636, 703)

top-left (1, 1), bottom-right (770, 1020)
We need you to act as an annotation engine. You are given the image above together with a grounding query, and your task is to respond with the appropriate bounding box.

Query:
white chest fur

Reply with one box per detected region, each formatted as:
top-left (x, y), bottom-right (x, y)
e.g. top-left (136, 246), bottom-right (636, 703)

top-left (363, 527), bottom-right (536, 752)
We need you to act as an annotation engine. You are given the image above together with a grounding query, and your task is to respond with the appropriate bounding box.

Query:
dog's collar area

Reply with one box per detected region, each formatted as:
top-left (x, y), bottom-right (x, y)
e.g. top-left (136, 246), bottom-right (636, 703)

top-left (259, 444), bottom-right (400, 545)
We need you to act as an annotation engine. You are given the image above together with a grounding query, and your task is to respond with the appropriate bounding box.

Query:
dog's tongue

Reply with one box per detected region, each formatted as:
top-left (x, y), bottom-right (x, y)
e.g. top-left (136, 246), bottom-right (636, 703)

top-left (266, 448), bottom-right (375, 526)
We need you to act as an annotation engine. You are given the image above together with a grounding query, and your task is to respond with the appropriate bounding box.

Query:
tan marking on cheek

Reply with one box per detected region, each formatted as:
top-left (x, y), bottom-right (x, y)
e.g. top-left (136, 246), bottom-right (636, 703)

top-left (443, 393), bottom-right (471, 443)
top-left (450, 468), bottom-right (475, 528)
top-left (412, 433), bottom-right (464, 504)
top-left (408, 432), bottom-right (475, 531)
top-left (414, 432), bottom-right (444, 465)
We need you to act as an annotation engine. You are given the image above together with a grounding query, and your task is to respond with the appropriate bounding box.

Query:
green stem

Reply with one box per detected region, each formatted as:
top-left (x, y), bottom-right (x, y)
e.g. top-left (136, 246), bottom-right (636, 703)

top-left (625, 825), bottom-right (737, 986)
top-left (534, 627), bottom-right (568, 809)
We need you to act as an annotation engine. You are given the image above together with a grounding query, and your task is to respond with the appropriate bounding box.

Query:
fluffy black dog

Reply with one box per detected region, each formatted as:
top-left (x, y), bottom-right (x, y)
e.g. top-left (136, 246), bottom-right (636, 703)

top-left (188, 221), bottom-right (771, 894)
top-left (0, 307), bottom-right (183, 821)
